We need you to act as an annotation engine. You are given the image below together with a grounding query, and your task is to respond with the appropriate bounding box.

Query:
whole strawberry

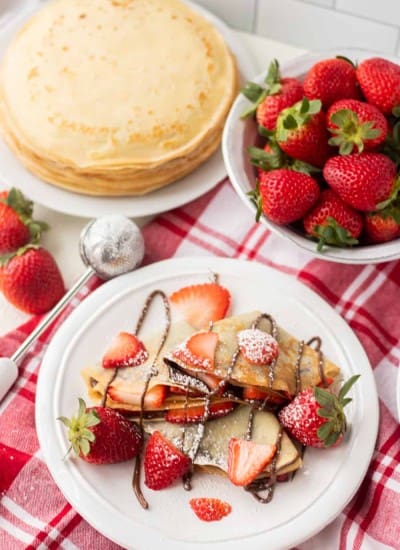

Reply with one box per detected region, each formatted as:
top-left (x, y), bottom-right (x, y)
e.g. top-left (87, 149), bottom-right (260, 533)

top-left (241, 59), bottom-right (303, 129)
top-left (0, 246), bottom-right (65, 314)
top-left (365, 206), bottom-right (400, 243)
top-left (304, 189), bottom-right (363, 250)
top-left (323, 153), bottom-right (398, 212)
top-left (327, 99), bottom-right (388, 154)
top-left (356, 57), bottom-right (400, 115)
top-left (276, 98), bottom-right (331, 167)
top-left (144, 431), bottom-right (191, 490)
top-left (303, 57), bottom-right (359, 107)
top-left (278, 375), bottom-right (360, 448)
top-left (58, 398), bottom-right (143, 464)
top-left (250, 168), bottom-right (320, 225)
top-left (0, 188), bottom-right (48, 254)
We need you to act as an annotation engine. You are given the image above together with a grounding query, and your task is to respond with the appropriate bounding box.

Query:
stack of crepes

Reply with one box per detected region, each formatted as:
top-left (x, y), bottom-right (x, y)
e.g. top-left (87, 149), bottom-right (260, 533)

top-left (0, 0), bottom-right (238, 196)
top-left (82, 311), bottom-right (341, 480)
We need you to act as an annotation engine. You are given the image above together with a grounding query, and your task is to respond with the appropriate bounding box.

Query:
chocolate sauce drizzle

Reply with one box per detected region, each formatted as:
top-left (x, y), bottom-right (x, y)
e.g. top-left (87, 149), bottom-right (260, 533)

top-left (294, 340), bottom-right (305, 395)
top-left (252, 313), bottom-right (279, 390)
top-left (100, 290), bottom-right (170, 510)
top-left (245, 427), bottom-right (283, 503)
top-left (307, 336), bottom-right (329, 388)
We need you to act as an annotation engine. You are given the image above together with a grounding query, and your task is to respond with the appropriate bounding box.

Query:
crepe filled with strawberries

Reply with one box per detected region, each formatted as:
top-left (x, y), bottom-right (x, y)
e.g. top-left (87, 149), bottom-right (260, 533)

top-left (165, 311), bottom-right (340, 404)
top-left (144, 405), bottom-right (302, 481)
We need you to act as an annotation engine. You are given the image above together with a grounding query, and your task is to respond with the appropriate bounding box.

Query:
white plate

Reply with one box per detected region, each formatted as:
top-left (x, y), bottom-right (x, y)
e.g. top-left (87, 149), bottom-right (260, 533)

top-left (222, 47), bottom-right (400, 264)
top-left (0, 2), bottom-right (256, 219)
top-left (36, 257), bottom-right (379, 550)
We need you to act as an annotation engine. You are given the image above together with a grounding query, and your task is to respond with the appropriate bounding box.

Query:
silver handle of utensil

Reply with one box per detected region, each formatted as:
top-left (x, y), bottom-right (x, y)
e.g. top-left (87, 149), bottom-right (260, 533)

top-left (0, 268), bottom-right (94, 403)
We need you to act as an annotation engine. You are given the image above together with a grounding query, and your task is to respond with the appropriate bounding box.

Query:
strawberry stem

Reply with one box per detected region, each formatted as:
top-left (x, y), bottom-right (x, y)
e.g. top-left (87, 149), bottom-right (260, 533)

top-left (328, 109), bottom-right (382, 155)
top-left (313, 217), bottom-right (359, 251)
top-left (57, 398), bottom-right (100, 458)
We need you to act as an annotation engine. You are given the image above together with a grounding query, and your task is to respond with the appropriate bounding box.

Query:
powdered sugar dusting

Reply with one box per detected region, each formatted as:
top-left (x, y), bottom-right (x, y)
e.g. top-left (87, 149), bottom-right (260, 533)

top-left (237, 329), bottom-right (279, 365)
top-left (122, 348), bottom-right (149, 368)
top-left (172, 339), bottom-right (212, 370)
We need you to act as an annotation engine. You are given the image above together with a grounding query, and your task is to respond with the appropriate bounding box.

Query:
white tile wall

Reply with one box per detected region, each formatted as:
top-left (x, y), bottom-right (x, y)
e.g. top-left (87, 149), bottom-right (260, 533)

top-left (193, 0), bottom-right (400, 56)
top-left (193, 0), bottom-right (257, 32)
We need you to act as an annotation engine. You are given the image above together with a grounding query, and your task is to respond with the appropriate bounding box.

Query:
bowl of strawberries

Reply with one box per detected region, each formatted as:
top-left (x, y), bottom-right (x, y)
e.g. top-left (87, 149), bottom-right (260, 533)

top-left (222, 48), bottom-right (400, 264)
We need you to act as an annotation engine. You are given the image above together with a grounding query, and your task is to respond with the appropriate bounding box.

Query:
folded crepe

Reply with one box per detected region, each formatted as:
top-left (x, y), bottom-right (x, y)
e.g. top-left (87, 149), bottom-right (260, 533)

top-left (82, 320), bottom-right (233, 413)
top-left (165, 311), bottom-right (340, 399)
top-left (144, 405), bottom-right (302, 477)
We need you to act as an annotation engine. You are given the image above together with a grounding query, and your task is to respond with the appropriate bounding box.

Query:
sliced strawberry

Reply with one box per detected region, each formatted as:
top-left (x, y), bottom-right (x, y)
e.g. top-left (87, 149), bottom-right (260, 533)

top-left (168, 386), bottom-right (203, 397)
top-left (169, 283), bottom-right (230, 329)
top-left (317, 377), bottom-right (334, 388)
top-left (237, 329), bottom-right (279, 365)
top-left (189, 498), bottom-right (232, 522)
top-left (196, 371), bottom-right (224, 393)
top-left (172, 332), bottom-right (218, 371)
top-left (165, 402), bottom-right (235, 424)
top-left (108, 384), bottom-right (167, 409)
top-left (243, 387), bottom-right (269, 401)
top-left (227, 438), bottom-right (276, 487)
top-left (102, 332), bottom-right (148, 369)
top-left (144, 431), bottom-right (191, 490)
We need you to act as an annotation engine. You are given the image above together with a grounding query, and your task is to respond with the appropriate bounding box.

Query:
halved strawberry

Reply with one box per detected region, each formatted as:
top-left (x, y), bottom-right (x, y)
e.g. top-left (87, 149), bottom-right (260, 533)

top-left (172, 332), bottom-right (218, 371)
top-left (144, 431), bottom-right (191, 490)
top-left (237, 329), bottom-right (279, 365)
top-left (169, 283), bottom-right (230, 329)
top-left (165, 402), bottom-right (235, 424)
top-left (108, 384), bottom-right (167, 409)
top-left (227, 438), bottom-right (276, 487)
top-left (189, 498), bottom-right (232, 522)
top-left (102, 332), bottom-right (148, 369)
top-left (196, 371), bottom-right (224, 392)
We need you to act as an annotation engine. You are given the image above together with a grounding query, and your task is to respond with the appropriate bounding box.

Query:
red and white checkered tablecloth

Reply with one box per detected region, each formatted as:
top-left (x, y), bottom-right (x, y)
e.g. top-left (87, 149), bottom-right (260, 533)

top-left (0, 178), bottom-right (399, 550)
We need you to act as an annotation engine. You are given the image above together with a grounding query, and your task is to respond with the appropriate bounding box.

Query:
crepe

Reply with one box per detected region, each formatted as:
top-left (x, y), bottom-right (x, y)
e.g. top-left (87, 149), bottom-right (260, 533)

top-left (0, 0), bottom-right (238, 195)
top-left (144, 405), bottom-right (302, 477)
top-left (82, 319), bottom-right (234, 413)
top-left (166, 311), bottom-right (341, 398)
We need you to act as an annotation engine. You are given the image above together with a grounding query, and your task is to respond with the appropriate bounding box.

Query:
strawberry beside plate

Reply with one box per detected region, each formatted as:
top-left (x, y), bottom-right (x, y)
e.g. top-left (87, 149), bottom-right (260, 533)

top-left (36, 257), bottom-right (378, 550)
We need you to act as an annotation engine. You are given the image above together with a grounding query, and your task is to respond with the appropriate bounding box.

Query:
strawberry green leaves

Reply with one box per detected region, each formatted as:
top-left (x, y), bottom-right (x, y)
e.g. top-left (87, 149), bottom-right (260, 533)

top-left (240, 59), bottom-right (282, 118)
top-left (328, 108), bottom-right (382, 154)
top-left (314, 374), bottom-right (360, 448)
top-left (58, 398), bottom-right (101, 457)
top-left (312, 217), bottom-right (359, 252)
top-left (276, 98), bottom-right (322, 142)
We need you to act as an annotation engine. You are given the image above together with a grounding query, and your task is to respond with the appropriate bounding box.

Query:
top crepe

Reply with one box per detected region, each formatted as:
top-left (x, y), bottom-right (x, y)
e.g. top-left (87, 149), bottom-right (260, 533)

top-left (0, 0), bottom-right (238, 195)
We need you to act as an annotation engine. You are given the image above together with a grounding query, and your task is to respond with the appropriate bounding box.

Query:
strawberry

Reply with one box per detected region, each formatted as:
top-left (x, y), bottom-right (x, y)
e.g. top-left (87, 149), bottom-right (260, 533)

top-left (327, 99), bottom-right (388, 154)
top-left (227, 438), bottom-right (276, 486)
top-left (108, 384), bottom-right (167, 409)
top-left (165, 401), bottom-right (235, 424)
top-left (364, 206), bottom-right (400, 243)
top-left (172, 331), bottom-right (218, 371)
top-left (278, 375), bottom-right (360, 448)
top-left (169, 386), bottom-right (203, 397)
top-left (58, 398), bottom-right (143, 464)
top-left (241, 59), bottom-right (303, 129)
top-left (356, 57), bottom-right (400, 115)
top-left (144, 431), bottom-right (191, 490)
top-left (0, 246), bottom-right (65, 314)
top-left (237, 328), bottom-right (279, 365)
top-left (250, 168), bottom-right (320, 225)
top-left (303, 189), bottom-right (363, 251)
top-left (248, 142), bottom-right (285, 172)
top-left (0, 188), bottom-right (48, 254)
top-left (195, 371), bottom-right (225, 394)
top-left (323, 153), bottom-right (399, 211)
top-left (102, 332), bottom-right (148, 369)
top-left (276, 98), bottom-right (331, 167)
top-left (169, 283), bottom-right (230, 329)
top-left (189, 498), bottom-right (232, 522)
top-left (242, 387), bottom-right (268, 401)
top-left (303, 57), bottom-right (359, 108)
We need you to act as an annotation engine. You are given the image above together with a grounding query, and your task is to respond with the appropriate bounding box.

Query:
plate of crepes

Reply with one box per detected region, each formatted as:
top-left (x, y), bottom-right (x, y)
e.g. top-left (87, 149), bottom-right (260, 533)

top-left (0, 0), bottom-right (255, 218)
top-left (36, 258), bottom-right (379, 550)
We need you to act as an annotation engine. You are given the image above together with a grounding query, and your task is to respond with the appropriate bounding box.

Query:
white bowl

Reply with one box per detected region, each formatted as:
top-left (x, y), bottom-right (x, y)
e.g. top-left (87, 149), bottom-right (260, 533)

top-left (222, 48), bottom-right (400, 265)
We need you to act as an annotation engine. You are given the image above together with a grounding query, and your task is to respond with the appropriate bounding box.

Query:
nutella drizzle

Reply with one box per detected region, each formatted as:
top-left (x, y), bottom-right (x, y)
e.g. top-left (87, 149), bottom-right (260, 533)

top-left (252, 313), bottom-right (279, 390)
top-left (307, 336), bottom-right (329, 388)
top-left (294, 340), bottom-right (305, 395)
top-left (127, 290), bottom-right (171, 510)
top-left (245, 427), bottom-right (284, 503)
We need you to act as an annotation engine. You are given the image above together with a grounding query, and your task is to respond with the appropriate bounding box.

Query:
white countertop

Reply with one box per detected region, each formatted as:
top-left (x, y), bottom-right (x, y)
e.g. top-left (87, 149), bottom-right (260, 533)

top-left (0, 30), bottom-right (305, 336)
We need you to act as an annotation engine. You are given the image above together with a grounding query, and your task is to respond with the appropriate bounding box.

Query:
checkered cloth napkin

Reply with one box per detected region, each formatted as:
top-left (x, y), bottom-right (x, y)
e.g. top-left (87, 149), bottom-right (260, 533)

top-left (0, 178), bottom-right (399, 550)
